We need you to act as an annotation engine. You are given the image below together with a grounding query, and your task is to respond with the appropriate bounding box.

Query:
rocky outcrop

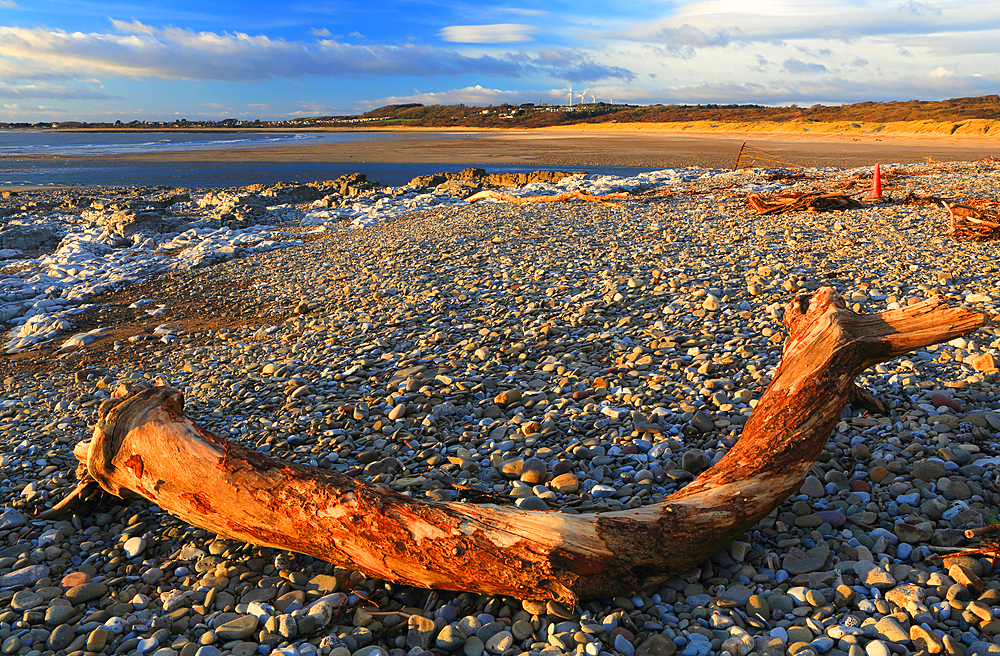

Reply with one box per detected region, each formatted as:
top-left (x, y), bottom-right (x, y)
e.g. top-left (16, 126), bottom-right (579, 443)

top-left (98, 210), bottom-right (173, 239)
top-left (329, 173), bottom-right (380, 197)
top-left (259, 183), bottom-right (324, 205)
top-left (408, 168), bottom-right (586, 191)
top-left (197, 177), bottom-right (378, 224)
top-left (193, 188), bottom-right (306, 229)
top-left (90, 189), bottom-right (190, 213)
top-left (0, 227), bottom-right (59, 252)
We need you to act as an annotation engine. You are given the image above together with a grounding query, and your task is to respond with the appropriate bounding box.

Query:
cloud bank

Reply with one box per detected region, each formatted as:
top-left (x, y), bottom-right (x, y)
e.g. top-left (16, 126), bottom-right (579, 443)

top-left (1, 0), bottom-right (999, 121)
top-left (0, 21), bottom-right (632, 84)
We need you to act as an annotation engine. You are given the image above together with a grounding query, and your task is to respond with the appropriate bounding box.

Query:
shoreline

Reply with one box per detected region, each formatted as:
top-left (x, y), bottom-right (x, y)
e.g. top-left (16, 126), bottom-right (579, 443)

top-left (6, 128), bottom-right (998, 172)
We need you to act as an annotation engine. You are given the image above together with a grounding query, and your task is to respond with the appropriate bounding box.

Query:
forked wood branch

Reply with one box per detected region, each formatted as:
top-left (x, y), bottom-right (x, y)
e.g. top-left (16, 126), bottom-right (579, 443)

top-left (47, 288), bottom-right (988, 603)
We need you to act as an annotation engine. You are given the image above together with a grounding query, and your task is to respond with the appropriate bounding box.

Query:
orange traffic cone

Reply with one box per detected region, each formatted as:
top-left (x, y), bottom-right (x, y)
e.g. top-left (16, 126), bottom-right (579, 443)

top-left (867, 164), bottom-right (882, 200)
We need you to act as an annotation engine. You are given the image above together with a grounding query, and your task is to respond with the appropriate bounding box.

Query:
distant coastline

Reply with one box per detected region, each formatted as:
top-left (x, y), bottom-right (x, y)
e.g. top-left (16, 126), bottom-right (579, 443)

top-left (4, 94), bottom-right (1000, 139)
top-left (539, 119), bottom-right (1000, 138)
top-left (5, 119), bottom-right (1000, 138)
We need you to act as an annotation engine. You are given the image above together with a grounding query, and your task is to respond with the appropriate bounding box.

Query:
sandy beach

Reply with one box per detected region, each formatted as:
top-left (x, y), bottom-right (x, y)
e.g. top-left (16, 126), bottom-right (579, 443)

top-left (79, 128), bottom-right (1000, 171)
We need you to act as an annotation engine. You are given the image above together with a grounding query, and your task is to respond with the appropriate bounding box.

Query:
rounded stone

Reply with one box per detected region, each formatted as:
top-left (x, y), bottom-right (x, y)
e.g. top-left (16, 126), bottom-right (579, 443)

top-left (87, 628), bottom-right (111, 652)
top-left (65, 581), bottom-right (109, 604)
top-left (44, 604), bottom-right (76, 626)
top-left (462, 636), bottom-right (485, 656)
top-left (215, 615), bottom-right (259, 641)
top-left (124, 536), bottom-right (147, 558)
top-left (60, 571), bottom-right (91, 588)
top-left (11, 589), bottom-right (44, 611)
top-left (2, 637), bottom-right (20, 655)
top-left (636, 634), bottom-right (677, 656)
top-left (436, 624), bottom-right (466, 650)
top-left (865, 640), bottom-right (891, 656)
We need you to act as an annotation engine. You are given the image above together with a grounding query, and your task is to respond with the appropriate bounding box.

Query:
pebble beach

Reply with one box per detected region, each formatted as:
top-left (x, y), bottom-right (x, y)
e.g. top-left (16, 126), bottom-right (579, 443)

top-left (1, 158), bottom-right (1000, 656)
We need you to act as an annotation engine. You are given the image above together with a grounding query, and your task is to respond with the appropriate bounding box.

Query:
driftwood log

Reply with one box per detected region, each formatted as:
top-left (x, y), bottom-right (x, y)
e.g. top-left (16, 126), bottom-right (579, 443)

top-left (747, 192), bottom-right (863, 214)
top-left (945, 202), bottom-right (1000, 241)
top-left (47, 288), bottom-right (988, 603)
top-left (466, 189), bottom-right (630, 205)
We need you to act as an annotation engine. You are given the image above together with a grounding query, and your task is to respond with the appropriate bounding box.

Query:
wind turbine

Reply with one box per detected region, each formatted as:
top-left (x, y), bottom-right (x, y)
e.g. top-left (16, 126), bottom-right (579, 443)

top-left (578, 89), bottom-right (589, 105)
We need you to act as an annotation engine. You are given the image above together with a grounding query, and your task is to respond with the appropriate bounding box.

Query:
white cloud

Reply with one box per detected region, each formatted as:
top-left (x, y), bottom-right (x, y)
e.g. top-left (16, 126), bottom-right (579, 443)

top-left (598, 0), bottom-right (1000, 51)
top-left (438, 24), bottom-right (537, 44)
top-left (898, 0), bottom-right (942, 16)
top-left (358, 84), bottom-right (518, 109)
top-left (907, 30), bottom-right (1000, 55)
top-left (0, 82), bottom-right (110, 100)
top-left (0, 21), bottom-right (632, 84)
top-left (0, 0), bottom-right (17, 7)
top-left (2, 103), bottom-right (65, 116)
top-left (782, 58), bottom-right (827, 75)
top-left (582, 71), bottom-right (1000, 106)
top-left (109, 18), bottom-right (158, 36)
top-left (501, 8), bottom-right (548, 16)
top-left (2, 2), bottom-right (999, 115)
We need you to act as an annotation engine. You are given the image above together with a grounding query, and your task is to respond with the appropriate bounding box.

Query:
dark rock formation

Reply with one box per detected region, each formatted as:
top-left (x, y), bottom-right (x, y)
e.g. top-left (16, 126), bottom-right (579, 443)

top-left (0, 227), bottom-right (59, 252)
top-left (408, 169), bottom-right (586, 191)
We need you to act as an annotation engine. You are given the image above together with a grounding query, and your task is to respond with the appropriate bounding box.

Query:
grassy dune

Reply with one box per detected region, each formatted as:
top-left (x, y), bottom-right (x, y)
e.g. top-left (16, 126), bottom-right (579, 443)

top-left (541, 118), bottom-right (1000, 137)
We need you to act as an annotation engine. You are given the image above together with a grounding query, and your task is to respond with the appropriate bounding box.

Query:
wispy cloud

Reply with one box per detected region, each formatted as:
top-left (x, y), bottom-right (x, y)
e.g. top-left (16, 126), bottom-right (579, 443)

top-left (0, 83), bottom-right (111, 100)
top-left (2, 0), bottom-right (999, 121)
top-left (2, 103), bottom-right (67, 116)
top-left (599, 0), bottom-right (1000, 49)
top-left (359, 84), bottom-right (517, 109)
top-left (581, 69), bottom-right (1000, 106)
top-left (501, 8), bottom-right (548, 16)
top-left (109, 18), bottom-right (157, 36)
top-left (438, 23), bottom-right (537, 44)
top-left (0, 21), bottom-right (632, 83)
top-left (898, 0), bottom-right (942, 16)
top-left (782, 58), bottom-right (827, 75)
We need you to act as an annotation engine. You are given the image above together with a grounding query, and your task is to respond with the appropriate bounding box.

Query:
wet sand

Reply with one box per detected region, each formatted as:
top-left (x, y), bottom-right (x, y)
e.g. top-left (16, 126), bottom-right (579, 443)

top-left (92, 128), bottom-right (1000, 171)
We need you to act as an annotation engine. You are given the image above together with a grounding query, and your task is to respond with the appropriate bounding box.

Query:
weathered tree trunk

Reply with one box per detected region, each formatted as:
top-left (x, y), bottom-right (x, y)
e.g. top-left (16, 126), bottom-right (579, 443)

top-left (49, 289), bottom-right (988, 603)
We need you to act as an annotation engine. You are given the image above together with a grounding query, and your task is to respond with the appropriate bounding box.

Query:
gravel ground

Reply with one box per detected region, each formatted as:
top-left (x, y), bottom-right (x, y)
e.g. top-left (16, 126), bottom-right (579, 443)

top-left (1, 160), bottom-right (1000, 656)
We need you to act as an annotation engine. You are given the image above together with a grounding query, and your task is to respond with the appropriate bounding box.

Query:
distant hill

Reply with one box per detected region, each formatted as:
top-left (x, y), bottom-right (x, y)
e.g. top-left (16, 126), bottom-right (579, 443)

top-left (349, 95), bottom-right (1000, 134)
top-left (355, 102), bottom-right (622, 128)
top-left (598, 95), bottom-right (1000, 124)
top-left (21, 95), bottom-right (1000, 135)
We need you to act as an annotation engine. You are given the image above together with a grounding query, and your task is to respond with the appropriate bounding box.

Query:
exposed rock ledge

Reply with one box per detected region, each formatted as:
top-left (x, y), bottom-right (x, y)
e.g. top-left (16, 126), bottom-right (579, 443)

top-left (408, 167), bottom-right (585, 192)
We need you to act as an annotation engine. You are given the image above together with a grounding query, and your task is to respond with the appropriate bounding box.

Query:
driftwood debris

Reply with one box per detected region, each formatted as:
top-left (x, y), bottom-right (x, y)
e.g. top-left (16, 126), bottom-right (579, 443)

top-left (465, 189), bottom-right (630, 205)
top-left (747, 192), bottom-right (863, 215)
top-left (732, 142), bottom-right (803, 171)
top-left (945, 202), bottom-right (1000, 241)
top-left (47, 289), bottom-right (988, 603)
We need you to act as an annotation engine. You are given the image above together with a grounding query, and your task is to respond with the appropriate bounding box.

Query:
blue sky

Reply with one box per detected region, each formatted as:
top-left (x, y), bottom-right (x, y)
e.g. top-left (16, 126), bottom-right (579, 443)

top-left (1, 0), bottom-right (998, 122)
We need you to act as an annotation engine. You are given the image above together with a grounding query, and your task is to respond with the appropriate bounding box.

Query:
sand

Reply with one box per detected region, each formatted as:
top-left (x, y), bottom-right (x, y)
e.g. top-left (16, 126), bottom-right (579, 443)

top-left (76, 128), bottom-right (1000, 172)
